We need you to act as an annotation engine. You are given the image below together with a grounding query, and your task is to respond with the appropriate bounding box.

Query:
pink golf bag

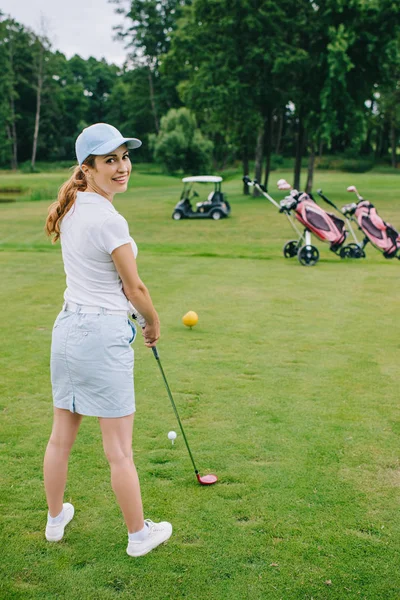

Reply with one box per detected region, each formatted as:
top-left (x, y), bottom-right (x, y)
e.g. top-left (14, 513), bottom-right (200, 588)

top-left (353, 201), bottom-right (400, 258)
top-left (290, 192), bottom-right (347, 250)
top-left (339, 185), bottom-right (400, 259)
top-left (243, 176), bottom-right (349, 265)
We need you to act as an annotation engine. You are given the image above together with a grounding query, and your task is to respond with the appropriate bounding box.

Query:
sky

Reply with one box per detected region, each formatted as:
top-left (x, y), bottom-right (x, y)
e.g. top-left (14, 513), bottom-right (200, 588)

top-left (1, 0), bottom-right (129, 66)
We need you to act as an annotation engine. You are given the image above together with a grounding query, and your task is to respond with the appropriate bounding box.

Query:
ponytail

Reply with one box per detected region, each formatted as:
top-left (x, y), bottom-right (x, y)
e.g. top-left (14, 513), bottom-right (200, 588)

top-left (45, 156), bottom-right (95, 243)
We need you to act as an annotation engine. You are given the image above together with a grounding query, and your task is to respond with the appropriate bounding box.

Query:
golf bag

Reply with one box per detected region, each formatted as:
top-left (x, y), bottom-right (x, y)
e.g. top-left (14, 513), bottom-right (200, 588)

top-left (283, 191), bottom-right (347, 252)
top-left (343, 199), bottom-right (400, 259)
top-left (243, 176), bottom-right (348, 266)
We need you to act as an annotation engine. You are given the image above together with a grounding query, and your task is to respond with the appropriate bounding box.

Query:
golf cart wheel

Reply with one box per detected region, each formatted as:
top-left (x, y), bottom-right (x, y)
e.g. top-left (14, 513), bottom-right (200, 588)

top-left (172, 211), bottom-right (183, 220)
top-left (297, 244), bottom-right (319, 266)
top-left (283, 240), bottom-right (298, 258)
top-left (211, 210), bottom-right (223, 220)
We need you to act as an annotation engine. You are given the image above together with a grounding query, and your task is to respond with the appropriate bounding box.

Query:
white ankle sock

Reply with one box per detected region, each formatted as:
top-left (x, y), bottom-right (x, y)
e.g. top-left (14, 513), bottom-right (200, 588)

top-left (129, 523), bottom-right (149, 542)
top-left (47, 508), bottom-right (64, 525)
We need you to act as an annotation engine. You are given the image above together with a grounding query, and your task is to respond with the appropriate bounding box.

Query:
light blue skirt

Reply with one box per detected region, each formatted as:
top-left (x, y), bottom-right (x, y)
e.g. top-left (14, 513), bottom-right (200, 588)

top-left (51, 309), bottom-right (136, 418)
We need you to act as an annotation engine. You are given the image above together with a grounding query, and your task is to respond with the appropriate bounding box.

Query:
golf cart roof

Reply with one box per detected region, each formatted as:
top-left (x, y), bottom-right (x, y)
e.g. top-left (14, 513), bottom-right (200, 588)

top-left (182, 176), bottom-right (223, 183)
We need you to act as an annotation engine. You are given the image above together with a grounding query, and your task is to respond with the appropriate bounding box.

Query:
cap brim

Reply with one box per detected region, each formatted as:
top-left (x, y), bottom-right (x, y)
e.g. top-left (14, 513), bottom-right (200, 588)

top-left (91, 137), bottom-right (142, 157)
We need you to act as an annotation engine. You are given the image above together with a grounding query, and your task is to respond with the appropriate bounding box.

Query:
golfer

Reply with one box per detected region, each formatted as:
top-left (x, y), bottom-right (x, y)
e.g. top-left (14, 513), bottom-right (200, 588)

top-left (43, 123), bottom-right (172, 557)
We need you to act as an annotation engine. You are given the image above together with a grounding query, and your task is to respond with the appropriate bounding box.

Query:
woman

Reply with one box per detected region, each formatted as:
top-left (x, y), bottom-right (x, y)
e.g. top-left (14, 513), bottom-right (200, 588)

top-left (44, 123), bottom-right (172, 557)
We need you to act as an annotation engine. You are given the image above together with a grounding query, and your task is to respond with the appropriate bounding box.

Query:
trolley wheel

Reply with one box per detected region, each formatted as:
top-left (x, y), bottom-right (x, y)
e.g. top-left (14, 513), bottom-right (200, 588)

top-left (172, 211), bottom-right (183, 220)
top-left (348, 243), bottom-right (365, 258)
top-left (283, 240), bottom-right (299, 258)
top-left (339, 243), bottom-right (365, 259)
top-left (297, 244), bottom-right (319, 266)
top-left (339, 245), bottom-right (353, 259)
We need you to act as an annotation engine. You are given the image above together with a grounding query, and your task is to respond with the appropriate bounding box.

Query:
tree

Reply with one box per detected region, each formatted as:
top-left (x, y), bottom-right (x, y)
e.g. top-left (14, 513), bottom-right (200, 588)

top-left (0, 16), bottom-right (33, 169)
top-left (164, 0), bottom-right (299, 193)
top-left (31, 18), bottom-right (52, 169)
top-left (110, 0), bottom-right (188, 133)
top-left (151, 107), bottom-right (213, 173)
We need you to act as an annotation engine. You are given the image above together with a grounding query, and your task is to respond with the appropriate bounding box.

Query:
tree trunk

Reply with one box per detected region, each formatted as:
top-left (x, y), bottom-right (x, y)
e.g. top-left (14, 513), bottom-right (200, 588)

top-left (263, 109), bottom-right (273, 189)
top-left (31, 45), bottom-right (44, 169)
top-left (380, 122), bottom-right (390, 158)
top-left (375, 124), bottom-right (383, 159)
top-left (8, 97), bottom-right (18, 171)
top-left (253, 123), bottom-right (264, 196)
top-left (391, 119), bottom-right (397, 168)
top-left (8, 31), bottom-right (18, 171)
top-left (243, 142), bottom-right (249, 195)
top-left (148, 69), bottom-right (159, 133)
top-left (275, 109), bottom-right (283, 155)
top-left (293, 113), bottom-right (305, 190)
top-left (305, 142), bottom-right (315, 194)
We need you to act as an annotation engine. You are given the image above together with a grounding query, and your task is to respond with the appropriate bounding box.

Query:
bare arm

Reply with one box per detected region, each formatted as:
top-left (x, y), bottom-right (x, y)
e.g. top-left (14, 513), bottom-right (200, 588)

top-left (111, 243), bottom-right (160, 346)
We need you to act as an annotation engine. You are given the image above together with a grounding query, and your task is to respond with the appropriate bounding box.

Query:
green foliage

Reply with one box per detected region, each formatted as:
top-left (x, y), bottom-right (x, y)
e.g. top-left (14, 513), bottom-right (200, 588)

top-left (110, 0), bottom-right (188, 69)
top-left (316, 156), bottom-right (374, 172)
top-left (1, 3), bottom-right (400, 175)
top-left (152, 107), bottom-right (213, 173)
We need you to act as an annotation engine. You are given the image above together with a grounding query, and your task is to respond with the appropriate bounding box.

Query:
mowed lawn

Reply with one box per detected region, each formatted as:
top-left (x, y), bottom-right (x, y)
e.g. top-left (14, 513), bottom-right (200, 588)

top-left (1, 167), bottom-right (400, 599)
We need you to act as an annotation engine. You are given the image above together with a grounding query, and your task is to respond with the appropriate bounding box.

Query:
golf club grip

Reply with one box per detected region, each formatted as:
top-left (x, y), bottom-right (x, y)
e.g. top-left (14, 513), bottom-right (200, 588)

top-left (317, 190), bottom-right (339, 211)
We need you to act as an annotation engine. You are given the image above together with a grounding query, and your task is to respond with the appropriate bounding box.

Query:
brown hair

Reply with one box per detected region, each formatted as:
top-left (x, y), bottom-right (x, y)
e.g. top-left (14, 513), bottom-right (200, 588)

top-left (45, 156), bottom-right (96, 243)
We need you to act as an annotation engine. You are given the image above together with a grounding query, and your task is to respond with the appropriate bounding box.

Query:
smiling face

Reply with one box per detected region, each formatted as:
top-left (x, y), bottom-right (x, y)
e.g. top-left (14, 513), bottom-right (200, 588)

top-left (81, 144), bottom-right (132, 201)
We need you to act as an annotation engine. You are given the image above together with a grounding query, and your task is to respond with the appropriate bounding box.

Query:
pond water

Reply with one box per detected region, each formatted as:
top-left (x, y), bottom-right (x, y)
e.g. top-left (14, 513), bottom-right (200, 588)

top-left (0, 188), bottom-right (23, 203)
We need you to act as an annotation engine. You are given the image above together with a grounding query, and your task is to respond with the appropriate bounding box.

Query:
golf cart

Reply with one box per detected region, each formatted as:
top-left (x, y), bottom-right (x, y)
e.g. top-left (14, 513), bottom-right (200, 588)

top-left (172, 176), bottom-right (231, 220)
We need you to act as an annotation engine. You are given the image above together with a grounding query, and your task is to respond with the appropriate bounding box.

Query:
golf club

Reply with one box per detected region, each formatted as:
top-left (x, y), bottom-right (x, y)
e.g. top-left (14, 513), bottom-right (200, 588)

top-left (130, 307), bottom-right (218, 486)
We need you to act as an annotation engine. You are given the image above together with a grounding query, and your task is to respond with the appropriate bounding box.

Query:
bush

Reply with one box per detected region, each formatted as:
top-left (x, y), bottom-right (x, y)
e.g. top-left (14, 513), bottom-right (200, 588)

top-left (315, 155), bottom-right (374, 173)
top-left (341, 158), bottom-right (374, 173)
top-left (152, 108), bottom-right (213, 174)
top-left (19, 160), bottom-right (76, 173)
top-left (20, 162), bottom-right (41, 174)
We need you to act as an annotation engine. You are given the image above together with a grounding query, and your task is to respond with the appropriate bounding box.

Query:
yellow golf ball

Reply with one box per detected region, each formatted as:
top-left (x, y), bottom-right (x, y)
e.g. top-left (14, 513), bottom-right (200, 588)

top-left (182, 311), bottom-right (198, 328)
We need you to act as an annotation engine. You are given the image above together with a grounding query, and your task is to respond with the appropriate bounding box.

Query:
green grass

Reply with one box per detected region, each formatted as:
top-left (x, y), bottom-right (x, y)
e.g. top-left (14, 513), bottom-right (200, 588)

top-left (1, 167), bottom-right (400, 599)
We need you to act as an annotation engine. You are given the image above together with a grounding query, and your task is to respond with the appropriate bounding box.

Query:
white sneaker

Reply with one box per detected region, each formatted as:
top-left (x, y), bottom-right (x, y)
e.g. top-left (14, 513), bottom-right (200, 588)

top-left (126, 519), bottom-right (172, 557)
top-left (45, 503), bottom-right (75, 542)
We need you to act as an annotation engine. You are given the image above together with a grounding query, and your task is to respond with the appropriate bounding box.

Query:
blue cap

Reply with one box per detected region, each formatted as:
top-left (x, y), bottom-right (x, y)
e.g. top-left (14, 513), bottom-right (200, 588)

top-left (75, 123), bottom-right (142, 166)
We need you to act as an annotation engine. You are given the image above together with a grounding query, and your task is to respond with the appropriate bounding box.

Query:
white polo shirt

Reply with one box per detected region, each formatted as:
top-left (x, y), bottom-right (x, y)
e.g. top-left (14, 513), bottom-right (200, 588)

top-left (60, 191), bottom-right (138, 311)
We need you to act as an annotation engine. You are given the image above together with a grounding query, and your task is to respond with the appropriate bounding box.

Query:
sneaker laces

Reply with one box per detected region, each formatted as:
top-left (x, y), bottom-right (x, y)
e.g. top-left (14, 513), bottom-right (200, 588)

top-left (144, 519), bottom-right (165, 532)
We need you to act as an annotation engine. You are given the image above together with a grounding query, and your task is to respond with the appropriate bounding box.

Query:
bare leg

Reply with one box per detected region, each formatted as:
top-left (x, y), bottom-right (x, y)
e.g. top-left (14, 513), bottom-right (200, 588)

top-left (43, 408), bottom-right (83, 517)
top-left (99, 414), bottom-right (144, 533)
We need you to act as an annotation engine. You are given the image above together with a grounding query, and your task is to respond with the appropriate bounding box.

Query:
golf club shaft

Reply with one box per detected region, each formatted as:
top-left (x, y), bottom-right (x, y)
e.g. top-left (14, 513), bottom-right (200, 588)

top-left (151, 347), bottom-right (199, 475)
top-left (129, 307), bottom-right (200, 475)
top-left (317, 190), bottom-right (340, 212)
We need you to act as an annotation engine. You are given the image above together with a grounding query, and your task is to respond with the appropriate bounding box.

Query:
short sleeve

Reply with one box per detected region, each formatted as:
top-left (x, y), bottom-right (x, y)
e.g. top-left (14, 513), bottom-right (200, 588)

top-left (99, 214), bottom-right (132, 255)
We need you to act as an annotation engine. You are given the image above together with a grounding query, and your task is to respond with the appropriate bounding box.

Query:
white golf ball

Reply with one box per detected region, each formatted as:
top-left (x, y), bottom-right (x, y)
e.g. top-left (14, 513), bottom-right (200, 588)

top-left (168, 431), bottom-right (177, 441)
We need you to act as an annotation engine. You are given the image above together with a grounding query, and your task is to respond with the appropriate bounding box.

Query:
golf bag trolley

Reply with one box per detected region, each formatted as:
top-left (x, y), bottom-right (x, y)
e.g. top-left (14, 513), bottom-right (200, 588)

top-left (243, 176), bottom-right (350, 266)
top-left (318, 185), bottom-right (400, 260)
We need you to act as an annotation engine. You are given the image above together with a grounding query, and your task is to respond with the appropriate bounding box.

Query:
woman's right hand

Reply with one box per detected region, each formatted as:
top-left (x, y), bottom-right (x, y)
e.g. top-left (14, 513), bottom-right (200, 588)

top-left (142, 320), bottom-right (160, 347)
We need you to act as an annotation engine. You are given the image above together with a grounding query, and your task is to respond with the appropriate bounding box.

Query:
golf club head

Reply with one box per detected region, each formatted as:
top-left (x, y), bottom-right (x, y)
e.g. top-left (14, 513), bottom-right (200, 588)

top-left (277, 179), bottom-right (291, 191)
top-left (197, 473), bottom-right (218, 485)
top-left (347, 185), bottom-right (363, 200)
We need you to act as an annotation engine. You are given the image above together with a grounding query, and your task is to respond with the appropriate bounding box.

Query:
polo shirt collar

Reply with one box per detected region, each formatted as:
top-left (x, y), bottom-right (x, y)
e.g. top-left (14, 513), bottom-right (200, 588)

top-left (76, 191), bottom-right (116, 212)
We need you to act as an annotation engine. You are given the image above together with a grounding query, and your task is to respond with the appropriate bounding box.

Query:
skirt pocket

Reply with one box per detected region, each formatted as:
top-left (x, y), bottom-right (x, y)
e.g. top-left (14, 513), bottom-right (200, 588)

top-left (101, 317), bottom-right (134, 370)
